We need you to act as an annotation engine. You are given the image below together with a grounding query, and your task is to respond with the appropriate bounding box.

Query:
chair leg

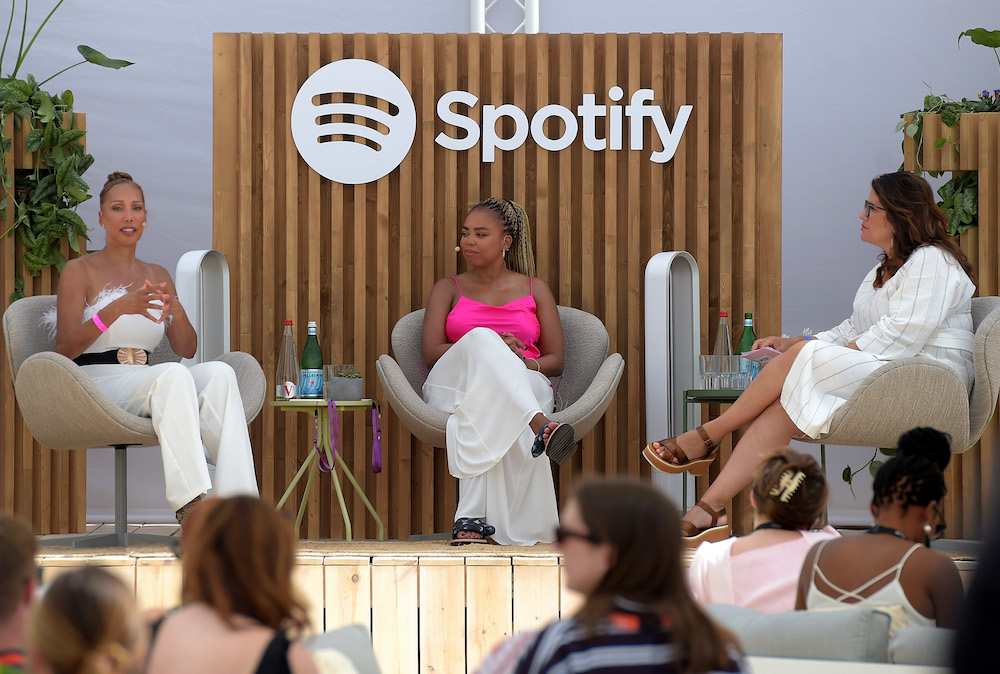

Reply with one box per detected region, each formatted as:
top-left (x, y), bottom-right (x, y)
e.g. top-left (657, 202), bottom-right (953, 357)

top-left (42, 444), bottom-right (177, 548)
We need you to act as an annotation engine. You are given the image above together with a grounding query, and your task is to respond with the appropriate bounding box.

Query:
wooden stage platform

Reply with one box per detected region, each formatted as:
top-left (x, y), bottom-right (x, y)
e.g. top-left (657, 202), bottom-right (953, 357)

top-left (37, 536), bottom-right (979, 674)
top-left (38, 538), bottom-right (582, 674)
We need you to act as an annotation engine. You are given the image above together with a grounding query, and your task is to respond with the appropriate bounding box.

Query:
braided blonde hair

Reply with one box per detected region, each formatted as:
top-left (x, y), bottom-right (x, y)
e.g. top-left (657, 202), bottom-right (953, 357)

top-left (471, 197), bottom-right (536, 277)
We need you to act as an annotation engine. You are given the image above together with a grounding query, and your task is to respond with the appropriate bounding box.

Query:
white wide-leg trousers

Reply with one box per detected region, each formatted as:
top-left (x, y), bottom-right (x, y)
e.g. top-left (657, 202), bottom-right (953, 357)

top-left (82, 361), bottom-right (259, 511)
top-left (422, 327), bottom-right (558, 545)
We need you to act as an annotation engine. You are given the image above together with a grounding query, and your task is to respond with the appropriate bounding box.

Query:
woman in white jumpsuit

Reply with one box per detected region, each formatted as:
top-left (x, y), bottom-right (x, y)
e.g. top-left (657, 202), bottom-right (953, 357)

top-left (55, 172), bottom-right (259, 524)
top-left (643, 172), bottom-right (976, 545)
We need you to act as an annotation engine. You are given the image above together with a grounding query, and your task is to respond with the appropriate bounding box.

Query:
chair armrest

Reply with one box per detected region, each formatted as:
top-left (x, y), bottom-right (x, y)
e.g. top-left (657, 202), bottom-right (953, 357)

top-left (14, 352), bottom-right (157, 450)
top-left (376, 354), bottom-right (449, 447)
top-left (214, 351), bottom-right (266, 423)
top-left (800, 357), bottom-right (970, 449)
top-left (550, 353), bottom-right (625, 438)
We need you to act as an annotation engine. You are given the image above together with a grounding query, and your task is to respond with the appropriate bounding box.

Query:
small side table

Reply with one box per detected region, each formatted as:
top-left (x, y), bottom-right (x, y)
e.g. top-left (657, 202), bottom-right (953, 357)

top-left (680, 389), bottom-right (744, 514)
top-left (272, 399), bottom-right (385, 541)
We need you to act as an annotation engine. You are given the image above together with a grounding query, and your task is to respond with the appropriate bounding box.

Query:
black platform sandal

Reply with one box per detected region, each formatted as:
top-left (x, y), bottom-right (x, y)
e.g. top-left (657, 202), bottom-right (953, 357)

top-left (531, 422), bottom-right (576, 465)
top-left (451, 517), bottom-right (496, 546)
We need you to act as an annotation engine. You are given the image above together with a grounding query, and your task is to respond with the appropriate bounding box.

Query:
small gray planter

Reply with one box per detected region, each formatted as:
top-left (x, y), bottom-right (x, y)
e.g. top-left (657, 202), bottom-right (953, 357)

top-left (326, 376), bottom-right (363, 401)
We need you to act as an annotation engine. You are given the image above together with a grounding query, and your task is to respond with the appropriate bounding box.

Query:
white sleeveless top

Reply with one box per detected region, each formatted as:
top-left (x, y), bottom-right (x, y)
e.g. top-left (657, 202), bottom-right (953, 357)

top-left (806, 540), bottom-right (936, 629)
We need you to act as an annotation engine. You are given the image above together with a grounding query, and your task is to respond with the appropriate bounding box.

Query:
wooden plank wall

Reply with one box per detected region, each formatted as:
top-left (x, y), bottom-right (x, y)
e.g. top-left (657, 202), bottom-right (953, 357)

top-left (212, 32), bottom-right (783, 540)
top-left (904, 112), bottom-right (1000, 538)
top-left (1, 114), bottom-right (88, 534)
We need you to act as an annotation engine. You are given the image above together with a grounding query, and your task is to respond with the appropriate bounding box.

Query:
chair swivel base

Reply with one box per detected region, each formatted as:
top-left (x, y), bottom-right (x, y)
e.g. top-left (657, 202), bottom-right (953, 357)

top-left (40, 530), bottom-right (176, 548)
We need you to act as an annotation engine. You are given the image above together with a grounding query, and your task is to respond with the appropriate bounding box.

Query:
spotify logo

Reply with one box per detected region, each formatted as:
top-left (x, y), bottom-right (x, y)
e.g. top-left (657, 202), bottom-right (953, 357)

top-left (293, 58), bottom-right (690, 184)
top-left (290, 59), bottom-right (417, 185)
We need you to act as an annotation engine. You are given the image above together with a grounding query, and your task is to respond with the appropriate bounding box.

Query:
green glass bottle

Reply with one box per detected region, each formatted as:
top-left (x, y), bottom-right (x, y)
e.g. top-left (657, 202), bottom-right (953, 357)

top-left (737, 312), bottom-right (756, 354)
top-left (737, 312), bottom-right (756, 380)
top-left (299, 320), bottom-right (324, 398)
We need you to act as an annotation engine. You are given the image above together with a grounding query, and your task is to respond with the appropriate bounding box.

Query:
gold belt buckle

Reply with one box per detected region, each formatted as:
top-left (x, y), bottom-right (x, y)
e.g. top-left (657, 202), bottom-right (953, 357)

top-left (116, 347), bottom-right (147, 365)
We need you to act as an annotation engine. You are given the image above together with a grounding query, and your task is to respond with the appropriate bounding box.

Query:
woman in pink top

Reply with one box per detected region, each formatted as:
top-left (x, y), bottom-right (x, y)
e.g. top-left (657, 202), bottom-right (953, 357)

top-left (688, 448), bottom-right (838, 612)
top-left (422, 198), bottom-right (575, 546)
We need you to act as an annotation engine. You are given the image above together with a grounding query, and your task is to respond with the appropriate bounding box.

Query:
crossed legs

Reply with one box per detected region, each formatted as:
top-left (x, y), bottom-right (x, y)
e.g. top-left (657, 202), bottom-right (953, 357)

top-left (649, 341), bottom-right (808, 530)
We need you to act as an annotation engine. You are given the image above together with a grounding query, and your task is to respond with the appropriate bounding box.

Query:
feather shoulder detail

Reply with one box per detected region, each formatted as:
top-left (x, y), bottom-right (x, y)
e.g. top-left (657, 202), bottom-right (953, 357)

top-left (40, 284), bottom-right (131, 340)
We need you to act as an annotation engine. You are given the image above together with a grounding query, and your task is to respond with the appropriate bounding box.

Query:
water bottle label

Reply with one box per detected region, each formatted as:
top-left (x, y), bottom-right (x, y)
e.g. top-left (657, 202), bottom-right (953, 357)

top-left (276, 382), bottom-right (299, 399)
top-left (300, 369), bottom-right (324, 397)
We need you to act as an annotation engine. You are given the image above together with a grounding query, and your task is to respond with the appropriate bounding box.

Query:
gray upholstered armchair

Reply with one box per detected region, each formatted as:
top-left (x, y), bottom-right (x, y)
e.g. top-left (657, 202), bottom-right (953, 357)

top-left (2, 295), bottom-right (266, 547)
top-left (376, 306), bottom-right (625, 449)
top-left (798, 296), bottom-right (1000, 452)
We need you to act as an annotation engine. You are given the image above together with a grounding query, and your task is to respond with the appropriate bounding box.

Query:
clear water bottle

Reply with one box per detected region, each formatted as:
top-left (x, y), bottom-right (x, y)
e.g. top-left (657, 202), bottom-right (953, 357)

top-left (713, 311), bottom-right (733, 357)
top-left (712, 311), bottom-right (733, 389)
top-left (275, 319), bottom-right (298, 400)
top-left (299, 320), bottom-right (324, 398)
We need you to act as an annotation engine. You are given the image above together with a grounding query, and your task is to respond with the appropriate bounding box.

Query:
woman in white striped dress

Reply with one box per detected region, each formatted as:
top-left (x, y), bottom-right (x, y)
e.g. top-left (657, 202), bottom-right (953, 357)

top-left (642, 172), bottom-right (976, 545)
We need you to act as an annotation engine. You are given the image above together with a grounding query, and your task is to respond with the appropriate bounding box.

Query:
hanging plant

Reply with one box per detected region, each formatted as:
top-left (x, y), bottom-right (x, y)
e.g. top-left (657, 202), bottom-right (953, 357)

top-left (1, 1), bottom-right (132, 300)
top-left (897, 28), bottom-right (1000, 236)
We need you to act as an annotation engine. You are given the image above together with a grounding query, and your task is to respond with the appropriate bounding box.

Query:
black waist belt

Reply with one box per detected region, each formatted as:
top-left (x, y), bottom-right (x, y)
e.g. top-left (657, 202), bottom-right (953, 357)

top-left (74, 348), bottom-right (150, 366)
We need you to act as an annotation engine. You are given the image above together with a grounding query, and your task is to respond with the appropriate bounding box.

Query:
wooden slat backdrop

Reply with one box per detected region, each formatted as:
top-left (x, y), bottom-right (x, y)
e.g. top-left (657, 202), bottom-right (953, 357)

top-left (213, 32), bottom-right (782, 540)
top-left (904, 112), bottom-right (1000, 539)
top-left (1, 114), bottom-right (88, 534)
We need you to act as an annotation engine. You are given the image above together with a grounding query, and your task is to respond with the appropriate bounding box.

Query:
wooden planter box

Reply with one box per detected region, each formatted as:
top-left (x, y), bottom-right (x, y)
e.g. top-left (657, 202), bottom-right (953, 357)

top-left (904, 112), bottom-right (1000, 538)
top-left (1, 112), bottom-right (88, 534)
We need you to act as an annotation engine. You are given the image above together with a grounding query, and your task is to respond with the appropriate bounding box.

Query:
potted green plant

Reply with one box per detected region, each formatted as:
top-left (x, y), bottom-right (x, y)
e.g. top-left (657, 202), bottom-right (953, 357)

top-left (897, 27), bottom-right (1000, 235)
top-left (324, 364), bottom-right (364, 401)
top-left (1, 0), bottom-right (132, 300)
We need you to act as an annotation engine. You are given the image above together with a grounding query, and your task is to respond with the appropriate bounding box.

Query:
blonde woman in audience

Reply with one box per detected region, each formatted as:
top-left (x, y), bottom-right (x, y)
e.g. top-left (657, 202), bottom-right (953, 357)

top-left (146, 496), bottom-right (319, 674)
top-left (29, 567), bottom-right (146, 674)
top-left (688, 447), bottom-right (838, 612)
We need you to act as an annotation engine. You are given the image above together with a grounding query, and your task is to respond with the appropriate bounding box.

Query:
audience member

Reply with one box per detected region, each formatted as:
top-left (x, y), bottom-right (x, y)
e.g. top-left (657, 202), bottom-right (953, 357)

top-left (145, 496), bottom-right (319, 674)
top-left (688, 447), bottom-right (838, 612)
top-left (952, 466), bottom-right (1000, 673)
top-left (795, 427), bottom-right (964, 628)
top-left (0, 515), bottom-right (38, 673)
top-left (481, 478), bottom-right (745, 673)
top-left (29, 567), bottom-right (146, 674)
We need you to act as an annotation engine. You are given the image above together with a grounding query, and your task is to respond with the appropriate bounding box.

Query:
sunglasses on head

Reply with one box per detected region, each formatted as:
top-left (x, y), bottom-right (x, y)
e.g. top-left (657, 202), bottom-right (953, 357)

top-left (553, 526), bottom-right (601, 545)
top-left (864, 200), bottom-right (886, 217)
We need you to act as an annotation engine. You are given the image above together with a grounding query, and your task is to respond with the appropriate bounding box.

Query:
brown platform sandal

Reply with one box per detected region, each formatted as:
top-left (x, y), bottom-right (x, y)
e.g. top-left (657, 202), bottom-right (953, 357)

top-left (680, 500), bottom-right (728, 548)
top-left (642, 426), bottom-right (719, 475)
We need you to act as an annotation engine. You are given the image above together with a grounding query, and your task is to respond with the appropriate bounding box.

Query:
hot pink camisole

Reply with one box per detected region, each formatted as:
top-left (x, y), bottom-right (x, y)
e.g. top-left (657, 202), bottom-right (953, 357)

top-left (444, 276), bottom-right (542, 359)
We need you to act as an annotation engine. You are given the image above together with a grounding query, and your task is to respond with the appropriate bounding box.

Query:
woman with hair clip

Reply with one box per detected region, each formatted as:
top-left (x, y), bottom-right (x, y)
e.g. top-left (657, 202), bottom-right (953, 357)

top-left (145, 496), bottom-right (318, 674)
top-left (795, 427), bottom-right (964, 629)
top-left (422, 197), bottom-right (573, 546)
top-left (643, 171), bottom-right (976, 546)
top-left (483, 478), bottom-right (745, 673)
top-left (53, 172), bottom-right (258, 525)
top-left (688, 447), bottom-right (838, 612)
top-left (29, 567), bottom-right (146, 674)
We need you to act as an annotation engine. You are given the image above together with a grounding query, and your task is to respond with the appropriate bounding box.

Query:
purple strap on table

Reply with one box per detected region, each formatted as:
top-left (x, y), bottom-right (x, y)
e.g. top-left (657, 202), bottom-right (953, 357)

top-left (323, 398), bottom-right (340, 471)
top-left (371, 402), bottom-right (382, 474)
top-left (312, 410), bottom-right (332, 472)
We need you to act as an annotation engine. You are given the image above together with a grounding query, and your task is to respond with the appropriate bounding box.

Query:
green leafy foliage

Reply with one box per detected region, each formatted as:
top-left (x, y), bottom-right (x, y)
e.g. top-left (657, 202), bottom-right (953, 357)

top-left (1, 2), bottom-right (132, 301)
top-left (842, 446), bottom-right (897, 498)
top-left (897, 28), bottom-right (1000, 238)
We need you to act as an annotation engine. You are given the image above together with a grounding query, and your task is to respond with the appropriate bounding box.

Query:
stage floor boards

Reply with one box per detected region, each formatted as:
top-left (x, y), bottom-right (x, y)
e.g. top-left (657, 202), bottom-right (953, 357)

top-left (36, 527), bottom-right (980, 674)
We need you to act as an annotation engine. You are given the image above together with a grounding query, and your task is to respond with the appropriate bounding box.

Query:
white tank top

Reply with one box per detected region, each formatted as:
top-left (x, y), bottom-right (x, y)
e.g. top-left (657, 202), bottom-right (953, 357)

top-left (806, 539), bottom-right (936, 629)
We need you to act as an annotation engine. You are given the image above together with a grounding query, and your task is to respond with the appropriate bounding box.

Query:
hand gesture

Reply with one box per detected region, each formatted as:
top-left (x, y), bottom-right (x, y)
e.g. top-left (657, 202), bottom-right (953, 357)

top-left (499, 330), bottom-right (526, 357)
top-left (752, 335), bottom-right (799, 352)
top-left (114, 281), bottom-right (171, 323)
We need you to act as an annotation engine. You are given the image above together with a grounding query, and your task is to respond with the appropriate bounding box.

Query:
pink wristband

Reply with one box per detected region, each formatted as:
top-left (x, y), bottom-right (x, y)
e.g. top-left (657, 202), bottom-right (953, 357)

top-left (92, 314), bottom-right (109, 333)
